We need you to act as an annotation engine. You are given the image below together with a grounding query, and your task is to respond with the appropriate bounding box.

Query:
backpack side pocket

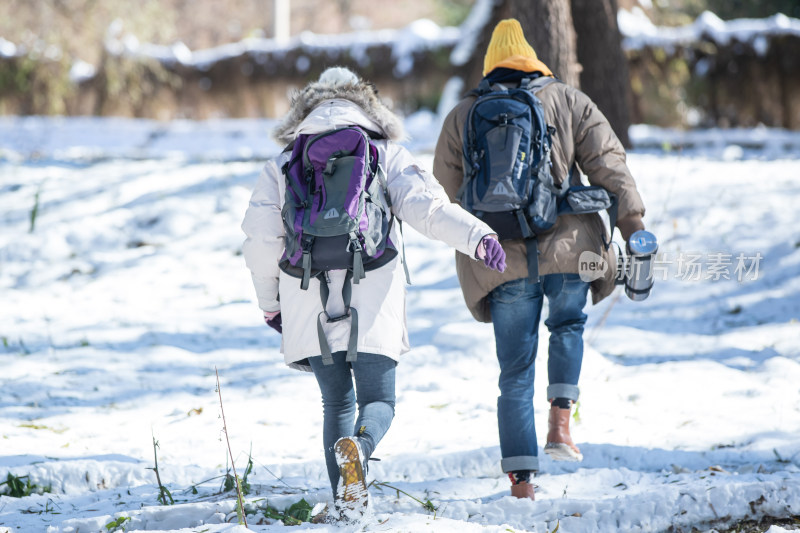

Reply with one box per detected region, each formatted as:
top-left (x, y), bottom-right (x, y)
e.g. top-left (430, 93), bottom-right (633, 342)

top-left (281, 201), bottom-right (301, 262)
top-left (528, 177), bottom-right (558, 233)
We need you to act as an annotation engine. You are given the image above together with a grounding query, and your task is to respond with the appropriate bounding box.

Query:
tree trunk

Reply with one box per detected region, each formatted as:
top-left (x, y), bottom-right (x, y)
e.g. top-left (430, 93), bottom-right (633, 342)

top-left (461, 0), bottom-right (507, 90)
top-left (512, 0), bottom-right (580, 87)
top-left (570, 0), bottom-right (632, 146)
top-left (464, 0), bottom-right (580, 90)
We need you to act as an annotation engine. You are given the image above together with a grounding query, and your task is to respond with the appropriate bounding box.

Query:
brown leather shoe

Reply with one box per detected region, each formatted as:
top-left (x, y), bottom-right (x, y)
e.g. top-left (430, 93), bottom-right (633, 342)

top-left (510, 481), bottom-right (535, 500)
top-left (544, 404), bottom-right (583, 461)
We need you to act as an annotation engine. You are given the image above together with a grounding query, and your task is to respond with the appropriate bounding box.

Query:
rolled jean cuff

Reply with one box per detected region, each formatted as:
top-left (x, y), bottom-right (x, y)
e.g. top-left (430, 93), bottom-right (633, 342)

top-left (547, 383), bottom-right (580, 402)
top-left (501, 455), bottom-right (539, 473)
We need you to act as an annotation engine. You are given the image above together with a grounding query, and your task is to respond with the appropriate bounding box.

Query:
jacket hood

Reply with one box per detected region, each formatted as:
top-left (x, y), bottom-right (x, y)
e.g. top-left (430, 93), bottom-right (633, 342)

top-left (273, 79), bottom-right (405, 145)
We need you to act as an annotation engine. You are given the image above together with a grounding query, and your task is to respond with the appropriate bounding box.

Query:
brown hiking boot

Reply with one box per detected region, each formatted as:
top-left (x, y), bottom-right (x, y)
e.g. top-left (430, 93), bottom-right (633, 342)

top-left (544, 404), bottom-right (583, 461)
top-left (510, 481), bottom-right (535, 500)
top-left (333, 436), bottom-right (368, 522)
top-left (508, 471), bottom-right (535, 500)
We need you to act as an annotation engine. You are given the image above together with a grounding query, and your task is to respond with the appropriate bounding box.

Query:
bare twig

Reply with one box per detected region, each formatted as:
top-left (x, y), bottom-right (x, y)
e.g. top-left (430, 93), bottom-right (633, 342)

top-left (368, 480), bottom-right (438, 516)
top-left (215, 367), bottom-right (248, 528)
top-left (252, 457), bottom-right (299, 490)
top-left (29, 188), bottom-right (40, 234)
top-left (149, 433), bottom-right (174, 505)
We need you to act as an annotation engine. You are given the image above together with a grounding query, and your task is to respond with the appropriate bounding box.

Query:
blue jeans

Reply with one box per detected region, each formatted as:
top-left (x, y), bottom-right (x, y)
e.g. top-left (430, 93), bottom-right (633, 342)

top-left (308, 351), bottom-right (396, 494)
top-left (488, 274), bottom-right (589, 473)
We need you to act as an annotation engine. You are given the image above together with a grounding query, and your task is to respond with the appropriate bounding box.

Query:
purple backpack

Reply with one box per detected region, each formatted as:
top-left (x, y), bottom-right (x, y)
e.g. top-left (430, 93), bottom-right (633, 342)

top-left (279, 126), bottom-right (402, 363)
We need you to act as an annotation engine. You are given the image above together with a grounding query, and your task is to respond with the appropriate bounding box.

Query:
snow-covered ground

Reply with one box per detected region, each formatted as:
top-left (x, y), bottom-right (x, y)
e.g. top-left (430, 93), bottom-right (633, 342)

top-left (1, 118), bottom-right (799, 533)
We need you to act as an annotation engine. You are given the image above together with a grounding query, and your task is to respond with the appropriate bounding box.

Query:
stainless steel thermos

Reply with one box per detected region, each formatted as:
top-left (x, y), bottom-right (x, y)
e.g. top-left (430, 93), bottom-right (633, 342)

top-left (624, 230), bottom-right (658, 301)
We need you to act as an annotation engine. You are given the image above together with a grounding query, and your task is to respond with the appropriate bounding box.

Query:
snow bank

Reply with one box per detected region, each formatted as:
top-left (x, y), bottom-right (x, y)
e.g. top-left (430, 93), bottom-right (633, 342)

top-left (0, 37), bottom-right (20, 58)
top-left (0, 116), bottom-right (282, 162)
top-left (629, 124), bottom-right (800, 158)
top-left (619, 9), bottom-right (800, 52)
top-left (2, 116), bottom-right (800, 163)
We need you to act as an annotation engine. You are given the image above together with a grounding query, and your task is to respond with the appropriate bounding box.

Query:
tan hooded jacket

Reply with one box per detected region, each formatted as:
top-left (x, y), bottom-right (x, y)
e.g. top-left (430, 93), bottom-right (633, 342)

top-left (433, 79), bottom-right (646, 323)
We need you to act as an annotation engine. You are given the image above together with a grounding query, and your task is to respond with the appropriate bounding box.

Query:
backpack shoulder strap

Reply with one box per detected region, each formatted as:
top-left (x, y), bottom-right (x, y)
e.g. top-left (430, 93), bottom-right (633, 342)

top-left (364, 128), bottom-right (386, 140)
top-left (470, 78), bottom-right (509, 97)
top-left (526, 76), bottom-right (560, 94)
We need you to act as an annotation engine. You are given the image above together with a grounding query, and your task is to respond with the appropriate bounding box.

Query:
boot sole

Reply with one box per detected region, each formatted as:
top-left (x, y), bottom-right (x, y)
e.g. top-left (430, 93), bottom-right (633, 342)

top-left (544, 442), bottom-right (584, 462)
top-left (334, 437), bottom-right (368, 519)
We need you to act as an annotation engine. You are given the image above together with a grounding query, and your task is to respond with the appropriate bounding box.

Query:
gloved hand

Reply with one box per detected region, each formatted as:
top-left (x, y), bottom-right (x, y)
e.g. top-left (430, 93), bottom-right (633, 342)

top-left (476, 235), bottom-right (506, 272)
top-left (263, 310), bottom-right (282, 333)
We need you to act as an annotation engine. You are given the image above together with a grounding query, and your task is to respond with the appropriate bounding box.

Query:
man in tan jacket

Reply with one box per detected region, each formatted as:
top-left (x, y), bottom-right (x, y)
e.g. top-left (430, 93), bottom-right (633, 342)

top-left (434, 19), bottom-right (647, 500)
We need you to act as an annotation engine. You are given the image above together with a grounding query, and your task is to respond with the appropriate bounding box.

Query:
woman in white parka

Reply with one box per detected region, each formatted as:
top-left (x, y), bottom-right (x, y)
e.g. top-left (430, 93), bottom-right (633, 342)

top-left (241, 67), bottom-right (506, 519)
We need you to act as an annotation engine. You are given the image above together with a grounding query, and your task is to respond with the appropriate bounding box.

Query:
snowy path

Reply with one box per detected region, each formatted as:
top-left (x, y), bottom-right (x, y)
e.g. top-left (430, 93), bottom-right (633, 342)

top-left (1, 122), bottom-right (799, 532)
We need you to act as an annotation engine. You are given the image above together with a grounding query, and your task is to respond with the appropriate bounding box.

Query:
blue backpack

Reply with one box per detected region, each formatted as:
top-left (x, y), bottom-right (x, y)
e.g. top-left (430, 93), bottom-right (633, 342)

top-left (459, 76), bottom-right (617, 280)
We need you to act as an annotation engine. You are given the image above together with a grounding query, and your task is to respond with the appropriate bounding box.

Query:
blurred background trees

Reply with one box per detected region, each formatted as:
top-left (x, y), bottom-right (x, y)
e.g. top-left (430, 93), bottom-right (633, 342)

top-left (0, 0), bottom-right (473, 62)
top-left (0, 0), bottom-right (798, 132)
top-left (641, 0), bottom-right (800, 25)
top-left (571, 0), bottom-right (632, 146)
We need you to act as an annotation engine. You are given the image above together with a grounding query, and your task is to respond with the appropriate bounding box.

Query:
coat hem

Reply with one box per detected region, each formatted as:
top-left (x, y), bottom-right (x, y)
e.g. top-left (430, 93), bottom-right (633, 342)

top-left (283, 344), bottom-right (405, 369)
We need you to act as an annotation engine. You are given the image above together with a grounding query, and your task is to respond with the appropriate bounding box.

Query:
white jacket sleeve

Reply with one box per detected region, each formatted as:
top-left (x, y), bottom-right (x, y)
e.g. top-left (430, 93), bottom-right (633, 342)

top-left (241, 160), bottom-right (284, 313)
top-left (384, 143), bottom-right (492, 258)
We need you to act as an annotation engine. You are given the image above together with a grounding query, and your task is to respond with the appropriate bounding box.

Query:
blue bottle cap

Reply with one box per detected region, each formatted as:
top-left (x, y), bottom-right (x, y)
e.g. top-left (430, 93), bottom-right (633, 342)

top-left (628, 230), bottom-right (658, 255)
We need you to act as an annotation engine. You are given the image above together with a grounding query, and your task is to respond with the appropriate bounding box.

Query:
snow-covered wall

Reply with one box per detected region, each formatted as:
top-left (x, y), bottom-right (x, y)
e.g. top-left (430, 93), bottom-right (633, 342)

top-left (0, 18), bottom-right (467, 119)
top-left (1, 9), bottom-right (799, 127)
top-left (619, 9), bottom-right (800, 53)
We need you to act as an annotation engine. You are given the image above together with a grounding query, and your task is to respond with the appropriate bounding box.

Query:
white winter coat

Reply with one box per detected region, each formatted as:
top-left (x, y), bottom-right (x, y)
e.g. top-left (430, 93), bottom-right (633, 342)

top-left (242, 98), bottom-right (493, 371)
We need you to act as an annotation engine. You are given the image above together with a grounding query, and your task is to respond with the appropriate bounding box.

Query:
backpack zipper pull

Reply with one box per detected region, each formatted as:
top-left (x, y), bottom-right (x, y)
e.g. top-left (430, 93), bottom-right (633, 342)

top-left (349, 232), bottom-right (365, 284)
top-left (470, 150), bottom-right (482, 177)
top-left (324, 157), bottom-right (337, 176)
top-left (300, 235), bottom-right (314, 290)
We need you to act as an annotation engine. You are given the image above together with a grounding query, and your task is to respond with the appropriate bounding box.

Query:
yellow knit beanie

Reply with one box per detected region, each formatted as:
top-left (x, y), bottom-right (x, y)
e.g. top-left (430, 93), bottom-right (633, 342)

top-left (483, 19), bottom-right (553, 77)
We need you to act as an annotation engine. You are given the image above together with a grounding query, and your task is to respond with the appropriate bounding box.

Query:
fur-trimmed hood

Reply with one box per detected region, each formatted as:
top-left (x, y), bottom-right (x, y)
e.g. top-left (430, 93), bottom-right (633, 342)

top-left (273, 74), bottom-right (405, 145)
